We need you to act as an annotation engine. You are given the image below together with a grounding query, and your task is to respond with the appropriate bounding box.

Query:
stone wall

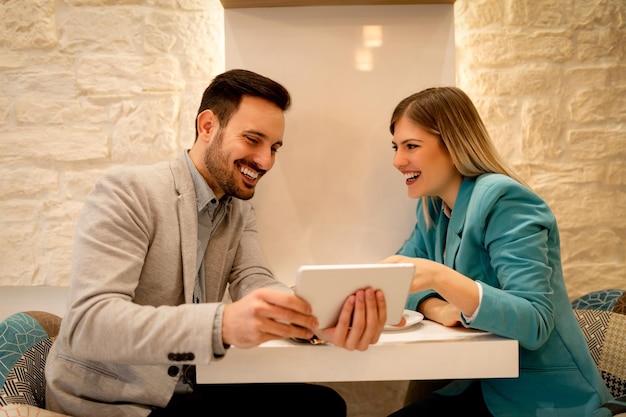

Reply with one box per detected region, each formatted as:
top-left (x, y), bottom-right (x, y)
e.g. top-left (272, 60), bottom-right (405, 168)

top-left (0, 0), bottom-right (624, 297)
top-left (0, 0), bottom-right (225, 285)
top-left (455, 0), bottom-right (625, 298)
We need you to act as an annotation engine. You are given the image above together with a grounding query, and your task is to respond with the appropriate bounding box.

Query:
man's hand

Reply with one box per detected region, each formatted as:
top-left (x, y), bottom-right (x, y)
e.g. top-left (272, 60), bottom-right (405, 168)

top-left (222, 288), bottom-right (318, 348)
top-left (316, 287), bottom-right (387, 351)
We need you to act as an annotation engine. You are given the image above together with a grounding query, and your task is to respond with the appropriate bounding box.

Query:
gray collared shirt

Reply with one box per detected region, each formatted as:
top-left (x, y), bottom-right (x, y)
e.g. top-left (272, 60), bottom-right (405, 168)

top-left (184, 151), bottom-right (231, 357)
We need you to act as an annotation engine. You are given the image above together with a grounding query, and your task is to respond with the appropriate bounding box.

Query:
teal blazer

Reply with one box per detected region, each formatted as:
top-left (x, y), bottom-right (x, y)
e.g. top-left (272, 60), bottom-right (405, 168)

top-left (399, 174), bottom-right (612, 417)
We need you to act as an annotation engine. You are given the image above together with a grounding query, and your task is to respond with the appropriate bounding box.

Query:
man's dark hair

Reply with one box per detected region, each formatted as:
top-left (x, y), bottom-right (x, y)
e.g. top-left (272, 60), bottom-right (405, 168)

top-left (195, 69), bottom-right (291, 140)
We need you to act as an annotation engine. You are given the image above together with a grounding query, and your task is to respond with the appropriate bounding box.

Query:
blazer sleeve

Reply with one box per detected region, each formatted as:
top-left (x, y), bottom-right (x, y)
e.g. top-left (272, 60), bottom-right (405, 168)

top-left (226, 202), bottom-right (290, 300)
top-left (463, 177), bottom-right (561, 351)
top-left (62, 165), bottom-right (219, 365)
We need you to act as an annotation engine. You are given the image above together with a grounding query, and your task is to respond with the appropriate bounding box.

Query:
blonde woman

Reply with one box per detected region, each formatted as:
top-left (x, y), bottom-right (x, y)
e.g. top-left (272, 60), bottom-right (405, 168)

top-left (383, 87), bottom-right (612, 417)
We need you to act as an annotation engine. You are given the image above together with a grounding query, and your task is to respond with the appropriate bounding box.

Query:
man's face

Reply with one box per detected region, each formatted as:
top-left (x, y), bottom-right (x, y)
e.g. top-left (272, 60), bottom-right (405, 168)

top-left (201, 95), bottom-right (285, 201)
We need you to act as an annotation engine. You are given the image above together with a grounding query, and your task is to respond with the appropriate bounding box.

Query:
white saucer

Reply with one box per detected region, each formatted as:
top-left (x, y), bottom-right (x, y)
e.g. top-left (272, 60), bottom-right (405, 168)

top-left (384, 310), bottom-right (424, 331)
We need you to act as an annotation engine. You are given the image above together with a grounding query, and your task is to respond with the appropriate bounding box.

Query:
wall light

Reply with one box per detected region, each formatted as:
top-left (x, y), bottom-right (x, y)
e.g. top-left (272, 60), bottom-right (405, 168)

top-left (355, 47), bottom-right (373, 71)
top-left (362, 25), bottom-right (383, 48)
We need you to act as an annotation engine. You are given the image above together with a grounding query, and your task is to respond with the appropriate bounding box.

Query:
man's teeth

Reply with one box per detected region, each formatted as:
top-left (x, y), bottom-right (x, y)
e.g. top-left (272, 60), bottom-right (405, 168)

top-left (241, 166), bottom-right (259, 179)
top-left (404, 172), bottom-right (420, 180)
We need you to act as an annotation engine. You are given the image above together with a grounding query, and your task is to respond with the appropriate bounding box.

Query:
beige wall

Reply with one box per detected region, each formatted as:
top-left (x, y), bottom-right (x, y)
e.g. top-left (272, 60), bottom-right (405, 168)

top-left (0, 0), bottom-right (624, 298)
top-left (224, 4), bottom-right (456, 287)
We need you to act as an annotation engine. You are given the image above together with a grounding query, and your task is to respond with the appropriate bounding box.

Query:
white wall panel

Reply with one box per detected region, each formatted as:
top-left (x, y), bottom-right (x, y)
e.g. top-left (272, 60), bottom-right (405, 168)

top-left (225, 5), bottom-right (455, 285)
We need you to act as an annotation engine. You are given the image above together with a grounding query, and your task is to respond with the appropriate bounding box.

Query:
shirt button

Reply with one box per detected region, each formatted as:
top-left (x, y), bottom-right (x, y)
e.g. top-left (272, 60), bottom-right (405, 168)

top-left (167, 366), bottom-right (179, 377)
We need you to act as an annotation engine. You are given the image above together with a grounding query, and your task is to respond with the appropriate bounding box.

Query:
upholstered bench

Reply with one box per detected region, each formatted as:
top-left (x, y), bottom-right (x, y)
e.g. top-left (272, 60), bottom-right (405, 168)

top-left (572, 289), bottom-right (626, 416)
top-left (0, 311), bottom-right (69, 417)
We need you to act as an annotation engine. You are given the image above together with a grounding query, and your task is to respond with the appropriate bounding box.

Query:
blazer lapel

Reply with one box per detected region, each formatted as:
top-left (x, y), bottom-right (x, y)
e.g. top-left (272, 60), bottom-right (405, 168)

top-left (444, 177), bottom-right (475, 268)
top-left (170, 151), bottom-right (198, 304)
top-left (434, 214), bottom-right (448, 263)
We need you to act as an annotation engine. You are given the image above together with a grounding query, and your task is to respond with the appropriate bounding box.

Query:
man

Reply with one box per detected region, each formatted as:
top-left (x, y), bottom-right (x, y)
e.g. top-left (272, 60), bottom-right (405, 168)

top-left (45, 69), bottom-right (387, 417)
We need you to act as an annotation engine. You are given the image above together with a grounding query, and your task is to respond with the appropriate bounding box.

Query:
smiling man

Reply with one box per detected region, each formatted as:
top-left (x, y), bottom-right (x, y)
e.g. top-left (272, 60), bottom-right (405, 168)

top-left (45, 69), bottom-right (388, 417)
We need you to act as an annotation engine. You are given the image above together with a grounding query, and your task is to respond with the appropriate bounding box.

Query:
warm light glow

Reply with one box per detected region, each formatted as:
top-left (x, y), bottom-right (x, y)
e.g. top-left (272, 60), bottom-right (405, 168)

top-left (362, 25), bottom-right (383, 48)
top-left (355, 47), bottom-right (373, 71)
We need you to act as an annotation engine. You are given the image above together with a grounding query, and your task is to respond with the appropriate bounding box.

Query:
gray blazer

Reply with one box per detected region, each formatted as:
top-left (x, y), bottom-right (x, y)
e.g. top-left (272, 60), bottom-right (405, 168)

top-left (45, 150), bottom-right (287, 417)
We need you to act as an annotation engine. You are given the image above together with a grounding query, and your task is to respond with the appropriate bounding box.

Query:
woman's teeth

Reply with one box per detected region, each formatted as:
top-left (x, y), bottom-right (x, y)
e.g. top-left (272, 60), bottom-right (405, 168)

top-left (404, 172), bottom-right (420, 181)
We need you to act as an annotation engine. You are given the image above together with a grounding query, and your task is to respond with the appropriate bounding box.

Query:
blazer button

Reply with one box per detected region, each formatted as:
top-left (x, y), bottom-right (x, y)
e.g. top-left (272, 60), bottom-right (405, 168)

top-left (167, 353), bottom-right (176, 361)
top-left (167, 366), bottom-right (179, 377)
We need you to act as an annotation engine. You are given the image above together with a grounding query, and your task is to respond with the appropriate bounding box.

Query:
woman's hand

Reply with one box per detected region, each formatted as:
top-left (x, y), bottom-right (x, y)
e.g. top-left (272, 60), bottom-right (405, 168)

top-left (380, 255), bottom-right (480, 324)
top-left (380, 254), bottom-right (442, 292)
top-left (420, 297), bottom-right (462, 327)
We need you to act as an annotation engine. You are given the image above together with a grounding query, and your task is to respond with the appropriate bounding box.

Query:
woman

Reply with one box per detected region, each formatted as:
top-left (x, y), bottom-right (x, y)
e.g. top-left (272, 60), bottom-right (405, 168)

top-left (383, 87), bottom-right (612, 417)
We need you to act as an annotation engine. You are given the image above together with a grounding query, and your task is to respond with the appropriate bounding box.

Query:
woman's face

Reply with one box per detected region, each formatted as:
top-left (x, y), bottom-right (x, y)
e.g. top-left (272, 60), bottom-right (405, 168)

top-left (391, 115), bottom-right (462, 209)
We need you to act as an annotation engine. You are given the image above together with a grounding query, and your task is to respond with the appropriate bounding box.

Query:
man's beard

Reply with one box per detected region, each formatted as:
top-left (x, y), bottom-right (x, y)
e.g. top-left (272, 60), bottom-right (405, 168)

top-left (204, 130), bottom-right (256, 200)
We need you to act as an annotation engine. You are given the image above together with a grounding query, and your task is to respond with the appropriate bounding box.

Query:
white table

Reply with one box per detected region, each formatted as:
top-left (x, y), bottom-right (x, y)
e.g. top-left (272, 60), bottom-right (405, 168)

top-left (196, 320), bottom-right (519, 384)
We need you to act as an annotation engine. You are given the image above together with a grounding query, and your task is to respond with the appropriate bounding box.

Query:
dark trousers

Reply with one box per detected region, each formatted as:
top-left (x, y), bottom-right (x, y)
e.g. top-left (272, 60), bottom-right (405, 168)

top-left (148, 382), bottom-right (347, 417)
top-left (388, 380), bottom-right (494, 417)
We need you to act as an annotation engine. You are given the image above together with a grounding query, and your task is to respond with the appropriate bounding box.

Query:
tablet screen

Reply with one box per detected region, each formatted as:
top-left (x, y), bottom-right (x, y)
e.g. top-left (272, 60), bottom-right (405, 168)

top-left (295, 263), bottom-right (415, 329)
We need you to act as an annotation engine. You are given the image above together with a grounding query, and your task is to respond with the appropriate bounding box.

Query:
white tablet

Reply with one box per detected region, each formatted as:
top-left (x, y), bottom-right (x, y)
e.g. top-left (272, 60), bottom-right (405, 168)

top-left (295, 263), bottom-right (415, 329)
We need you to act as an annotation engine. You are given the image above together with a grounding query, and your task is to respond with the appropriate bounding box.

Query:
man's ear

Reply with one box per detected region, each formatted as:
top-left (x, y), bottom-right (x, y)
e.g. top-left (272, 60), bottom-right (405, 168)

top-left (197, 109), bottom-right (218, 142)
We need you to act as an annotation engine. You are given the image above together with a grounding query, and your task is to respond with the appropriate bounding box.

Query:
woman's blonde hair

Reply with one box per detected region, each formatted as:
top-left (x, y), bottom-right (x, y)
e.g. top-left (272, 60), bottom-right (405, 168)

top-left (389, 86), bottom-right (527, 225)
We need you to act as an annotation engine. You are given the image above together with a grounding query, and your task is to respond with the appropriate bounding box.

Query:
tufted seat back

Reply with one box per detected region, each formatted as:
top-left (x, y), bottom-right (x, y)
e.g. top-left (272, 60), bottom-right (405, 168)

top-left (0, 311), bottom-right (69, 416)
top-left (572, 289), bottom-right (626, 416)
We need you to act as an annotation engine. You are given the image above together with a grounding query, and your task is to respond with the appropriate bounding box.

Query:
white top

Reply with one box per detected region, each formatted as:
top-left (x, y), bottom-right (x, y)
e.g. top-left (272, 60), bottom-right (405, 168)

top-left (196, 319), bottom-right (519, 384)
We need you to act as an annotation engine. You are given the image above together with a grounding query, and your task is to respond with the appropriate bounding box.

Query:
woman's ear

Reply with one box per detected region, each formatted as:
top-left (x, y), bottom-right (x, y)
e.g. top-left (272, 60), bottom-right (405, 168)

top-left (196, 109), bottom-right (218, 142)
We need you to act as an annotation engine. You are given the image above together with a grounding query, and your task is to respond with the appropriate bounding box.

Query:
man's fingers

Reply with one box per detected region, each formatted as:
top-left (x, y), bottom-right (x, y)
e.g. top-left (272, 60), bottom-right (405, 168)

top-left (362, 288), bottom-right (384, 347)
top-left (262, 319), bottom-right (315, 340)
top-left (351, 289), bottom-right (384, 350)
top-left (223, 288), bottom-right (321, 348)
top-left (314, 288), bottom-right (388, 352)
top-left (259, 288), bottom-right (312, 314)
top-left (256, 288), bottom-right (318, 330)
top-left (332, 294), bottom-right (355, 348)
top-left (345, 290), bottom-right (367, 350)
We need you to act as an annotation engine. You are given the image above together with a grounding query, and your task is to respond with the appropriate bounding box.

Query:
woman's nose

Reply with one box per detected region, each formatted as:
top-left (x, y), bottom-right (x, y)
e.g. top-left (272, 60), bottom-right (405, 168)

top-left (393, 150), bottom-right (407, 170)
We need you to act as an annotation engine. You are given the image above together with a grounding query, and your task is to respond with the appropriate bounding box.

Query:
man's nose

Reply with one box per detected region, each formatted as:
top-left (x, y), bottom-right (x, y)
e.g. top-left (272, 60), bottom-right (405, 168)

top-left (254, 146), bottom-right (274, 171)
